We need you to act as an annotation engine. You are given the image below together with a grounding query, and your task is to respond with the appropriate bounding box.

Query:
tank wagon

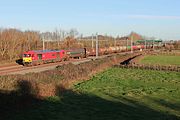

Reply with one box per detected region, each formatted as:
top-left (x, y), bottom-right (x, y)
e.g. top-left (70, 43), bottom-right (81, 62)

top-left (87, 45), bottom-right (145, 56)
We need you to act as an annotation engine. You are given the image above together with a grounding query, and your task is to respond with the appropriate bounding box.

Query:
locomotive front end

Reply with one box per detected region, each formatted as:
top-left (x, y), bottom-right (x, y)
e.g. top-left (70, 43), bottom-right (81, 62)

top-left (23, 53), bottom-right (32, 66)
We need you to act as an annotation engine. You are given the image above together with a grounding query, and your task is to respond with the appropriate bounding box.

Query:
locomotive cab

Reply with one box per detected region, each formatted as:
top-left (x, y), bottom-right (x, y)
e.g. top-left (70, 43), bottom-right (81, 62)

top-left (23, 51), bottom-right (34, 66)
top-left (23, 53), bottom-right (33, 65)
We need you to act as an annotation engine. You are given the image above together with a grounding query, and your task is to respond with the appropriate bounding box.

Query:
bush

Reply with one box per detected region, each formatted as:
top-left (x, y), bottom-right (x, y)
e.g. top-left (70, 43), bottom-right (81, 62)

top-left (0, 53), bottom-right (136, 97)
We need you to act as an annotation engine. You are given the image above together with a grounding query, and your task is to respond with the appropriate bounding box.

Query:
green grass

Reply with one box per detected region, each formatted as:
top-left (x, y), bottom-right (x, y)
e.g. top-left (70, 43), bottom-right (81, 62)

top-left (1, 68), bottom-right (180, 120)
top-left (140, 55), bottom-right (180, 65)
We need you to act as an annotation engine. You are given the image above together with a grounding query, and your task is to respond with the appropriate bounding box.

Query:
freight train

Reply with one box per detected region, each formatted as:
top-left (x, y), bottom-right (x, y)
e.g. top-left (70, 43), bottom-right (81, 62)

top-left (22, 45), bottom-right (144, 66)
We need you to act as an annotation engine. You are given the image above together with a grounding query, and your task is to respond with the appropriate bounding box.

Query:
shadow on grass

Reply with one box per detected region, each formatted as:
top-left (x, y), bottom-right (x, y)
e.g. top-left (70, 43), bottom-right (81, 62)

top-left (0, 80), bottom-right (39, 112)
top-left (0, 82), bottom-right (179, 120)
top-left (120, 54), bottom-right (142, 65)
top-left (148, 97), bottom-right (180, 112)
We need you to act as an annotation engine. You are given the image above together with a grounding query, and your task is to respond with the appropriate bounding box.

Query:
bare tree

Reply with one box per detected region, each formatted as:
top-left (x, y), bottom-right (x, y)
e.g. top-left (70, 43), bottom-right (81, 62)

top-left (68, 29), bottom-right (79, 38)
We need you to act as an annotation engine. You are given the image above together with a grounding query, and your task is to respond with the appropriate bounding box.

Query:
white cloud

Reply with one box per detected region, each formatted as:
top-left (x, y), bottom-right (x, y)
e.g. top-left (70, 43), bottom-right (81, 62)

top-left (83, 13), bottom-right (180, 20)
top-left (127, 15), bottom-right (180, 20)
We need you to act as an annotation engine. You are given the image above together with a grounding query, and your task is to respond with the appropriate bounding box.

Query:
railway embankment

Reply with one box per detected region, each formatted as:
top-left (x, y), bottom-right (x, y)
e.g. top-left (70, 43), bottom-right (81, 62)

top-left (0, 52), bottom-right (142, 97)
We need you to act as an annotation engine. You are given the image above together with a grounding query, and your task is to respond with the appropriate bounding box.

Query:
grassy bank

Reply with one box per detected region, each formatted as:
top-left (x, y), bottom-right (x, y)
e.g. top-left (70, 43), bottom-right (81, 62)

top-left (140, 55), bottom-right (180, 65)
top-left (1, 68), bottom-right (179, 120)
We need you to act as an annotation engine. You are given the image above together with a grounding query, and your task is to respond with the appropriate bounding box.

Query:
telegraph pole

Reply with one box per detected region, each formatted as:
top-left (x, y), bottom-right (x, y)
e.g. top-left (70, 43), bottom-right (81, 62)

top-left (43, 37), bottom-right (45, 50)
top-left (92, 34), bottom-right (94, 48)
top-left (126, 37), bottom-right (128, 51)
top-left (114, 37), bottom-right (117, 47)
top-left (131, 35), bottom-right (133, 53)
top-left (153, 39), bottom-right (155, 50)
top-left (96, 33), bottom-right (98, 58)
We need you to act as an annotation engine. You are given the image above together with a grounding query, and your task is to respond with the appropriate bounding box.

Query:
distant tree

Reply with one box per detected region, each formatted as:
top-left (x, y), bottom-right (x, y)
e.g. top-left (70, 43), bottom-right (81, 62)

top-left (173, 41), bottom-right (180, 49)
top-left (0, 27), bottom-right (80, 61)
top-left (62, 36), bottom-right (82, 49)
top-left (129, 32), bottom-right (144, 41)
top-left (68, 29), bottom-right (79, 38)
top-left (0, 28), bottom-right (40, 61)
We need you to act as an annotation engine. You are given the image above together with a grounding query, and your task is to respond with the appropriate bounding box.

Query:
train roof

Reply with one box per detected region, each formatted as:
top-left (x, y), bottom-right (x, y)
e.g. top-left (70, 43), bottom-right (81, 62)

top-left (34, 50), bottom-right (62, 52)
top-left (24, 50), bottom-right (63, 53)
top-left (136, 40), bottom-right (162, 43)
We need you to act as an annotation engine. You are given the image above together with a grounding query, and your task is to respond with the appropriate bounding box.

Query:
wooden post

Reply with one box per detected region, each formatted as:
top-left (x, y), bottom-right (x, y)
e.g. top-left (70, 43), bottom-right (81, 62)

top-left (96, 33), bottom-right (98, 58)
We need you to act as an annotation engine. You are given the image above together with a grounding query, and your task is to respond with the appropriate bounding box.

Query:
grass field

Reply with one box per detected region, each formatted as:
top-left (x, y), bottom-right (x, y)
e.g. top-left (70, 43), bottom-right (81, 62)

top-left (140, 55), bottom-right (180, 65)
top-left (1, 68), bottom-right (180, 120)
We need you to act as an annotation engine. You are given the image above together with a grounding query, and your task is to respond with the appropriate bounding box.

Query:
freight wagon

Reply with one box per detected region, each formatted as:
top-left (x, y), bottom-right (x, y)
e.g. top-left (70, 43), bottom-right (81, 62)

top-left (87, 45), bottom-right (145, 56)
top-left (66, 48), bottom-right (86, 59)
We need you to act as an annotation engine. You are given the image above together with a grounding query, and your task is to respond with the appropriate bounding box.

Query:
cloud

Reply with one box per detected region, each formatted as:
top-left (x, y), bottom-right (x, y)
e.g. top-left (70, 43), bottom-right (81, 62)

top-left (82, 13), bottom-right (180, 20)
top-left (127, 15), bottom-right (180, 20)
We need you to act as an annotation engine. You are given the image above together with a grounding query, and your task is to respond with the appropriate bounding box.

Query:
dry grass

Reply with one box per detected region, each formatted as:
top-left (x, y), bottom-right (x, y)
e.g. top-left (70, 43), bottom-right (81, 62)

top-left (0, 53), bottom-right (137, 97)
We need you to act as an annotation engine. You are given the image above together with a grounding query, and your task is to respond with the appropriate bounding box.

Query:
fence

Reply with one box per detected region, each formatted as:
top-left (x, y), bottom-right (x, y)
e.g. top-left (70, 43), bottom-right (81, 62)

top-left (114, 63), bottom-right (180, 72)
top-left (145, 51), bottom-right (180, 56)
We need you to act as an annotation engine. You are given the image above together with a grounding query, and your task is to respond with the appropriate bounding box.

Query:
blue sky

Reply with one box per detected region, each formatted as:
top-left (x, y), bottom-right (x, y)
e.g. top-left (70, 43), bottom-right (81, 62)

top-left (0, 0), bottom-right (180, 40)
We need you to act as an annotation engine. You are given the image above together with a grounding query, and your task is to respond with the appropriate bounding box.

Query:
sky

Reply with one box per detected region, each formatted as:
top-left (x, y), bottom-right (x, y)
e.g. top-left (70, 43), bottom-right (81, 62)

top-left (0, 0), bottom-right (180, 40)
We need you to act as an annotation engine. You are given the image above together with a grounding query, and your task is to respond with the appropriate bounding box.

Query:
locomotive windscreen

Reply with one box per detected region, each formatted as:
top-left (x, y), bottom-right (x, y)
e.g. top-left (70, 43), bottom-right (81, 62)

top-left (23, 54), bottom-right (31, 57)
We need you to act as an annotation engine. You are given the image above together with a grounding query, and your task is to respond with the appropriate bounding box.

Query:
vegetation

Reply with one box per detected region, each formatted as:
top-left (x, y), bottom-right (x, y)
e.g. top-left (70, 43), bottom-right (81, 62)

top-left (0, 29), bottom-right (40, 61)
top-left (0, 28), bottom-right (81, 62)
top-left (1, 67), bottom-right (179, 120)
top-left (0, 28), bottom-right (146, 63)
top-left (173, 41), bottom-right (180, 49)
top-left (73, 68), bottom-right (180, 119)
top-left (140, 55), bottom-right (180, 65)
top-left (0, 54), bottom-right (124, 96)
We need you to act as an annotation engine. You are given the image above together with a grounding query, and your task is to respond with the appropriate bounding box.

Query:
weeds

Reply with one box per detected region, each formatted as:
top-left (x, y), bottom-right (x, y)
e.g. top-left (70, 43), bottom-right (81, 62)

top-left (0, 54), bottom-right (128, 97)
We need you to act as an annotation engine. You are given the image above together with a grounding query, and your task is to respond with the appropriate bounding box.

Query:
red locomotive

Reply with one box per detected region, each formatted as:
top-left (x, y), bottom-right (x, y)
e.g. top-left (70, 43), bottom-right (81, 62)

top-left (23, 48), bottom-right (87, 66)
top-left (23, 50), bottom-right (66, 66)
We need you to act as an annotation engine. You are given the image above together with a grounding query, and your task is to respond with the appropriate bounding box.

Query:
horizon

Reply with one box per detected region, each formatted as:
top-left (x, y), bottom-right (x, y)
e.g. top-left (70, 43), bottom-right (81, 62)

top-left (0, 0), bottom-right (180, 40)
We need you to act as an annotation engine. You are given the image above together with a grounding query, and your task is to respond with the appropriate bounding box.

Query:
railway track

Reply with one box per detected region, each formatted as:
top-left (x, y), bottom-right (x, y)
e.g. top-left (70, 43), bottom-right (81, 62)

top-left (0, 51), bottom-right (138, 76)
top-left (0, 58), bottom-right (91, 76)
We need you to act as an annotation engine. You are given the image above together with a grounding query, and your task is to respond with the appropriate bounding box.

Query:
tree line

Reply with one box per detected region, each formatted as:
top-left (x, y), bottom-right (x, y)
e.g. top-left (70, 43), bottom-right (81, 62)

top-left (0, 28), bottom-right (79, 61)
top-left (0, 28), bottom-right (179, 62)
top-left (0, 28), bottom-right (40, 61)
